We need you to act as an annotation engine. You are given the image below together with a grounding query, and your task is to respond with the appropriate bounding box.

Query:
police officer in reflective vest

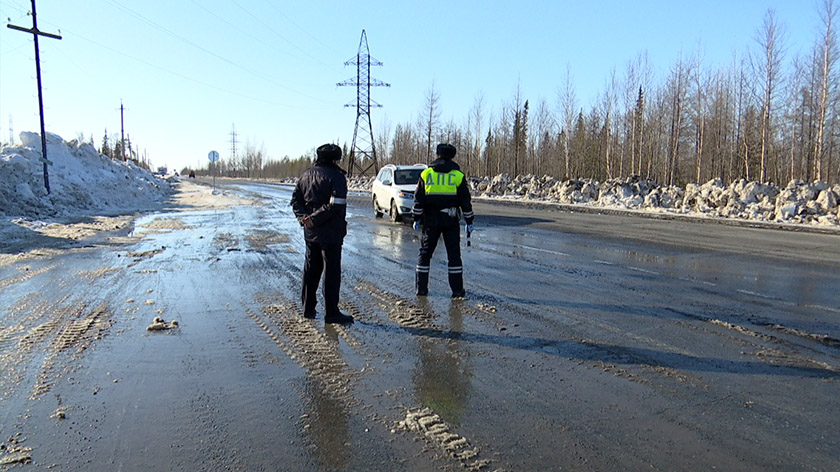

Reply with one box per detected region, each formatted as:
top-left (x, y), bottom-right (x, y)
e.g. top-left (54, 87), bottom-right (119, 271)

top-left (290, 143), bottom-right (354, 324)
top-left (413, 143), bottom-right (475, 298)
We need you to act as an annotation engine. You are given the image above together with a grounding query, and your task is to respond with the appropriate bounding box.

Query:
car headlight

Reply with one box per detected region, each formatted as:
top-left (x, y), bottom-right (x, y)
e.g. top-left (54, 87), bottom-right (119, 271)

top-left (398, 191), bottom-right (414, 198)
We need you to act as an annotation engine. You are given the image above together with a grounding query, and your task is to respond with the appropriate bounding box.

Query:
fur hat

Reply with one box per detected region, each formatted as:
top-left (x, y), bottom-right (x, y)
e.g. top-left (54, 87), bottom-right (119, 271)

top-left (316, 143), bottom-right (342, 161)
top-left (436, 143), bottom-right (456, 160)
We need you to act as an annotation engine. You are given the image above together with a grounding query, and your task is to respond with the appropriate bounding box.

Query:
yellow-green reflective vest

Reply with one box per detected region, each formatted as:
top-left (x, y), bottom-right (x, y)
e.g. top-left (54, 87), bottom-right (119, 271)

top-left (421, 168), bottom-right (464, 195)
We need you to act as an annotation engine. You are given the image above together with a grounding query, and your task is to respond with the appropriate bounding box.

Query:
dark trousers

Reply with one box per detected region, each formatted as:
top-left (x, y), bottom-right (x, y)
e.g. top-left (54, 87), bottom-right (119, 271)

top-left (416, 223), bottom-right (463, 294)
top-left (302, 241), bottom-right (342, 316)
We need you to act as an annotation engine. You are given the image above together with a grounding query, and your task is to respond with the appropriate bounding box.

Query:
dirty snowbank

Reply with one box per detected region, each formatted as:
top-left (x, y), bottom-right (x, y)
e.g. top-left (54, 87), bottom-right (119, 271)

top-left (0, 132), bottom-right (172, 220)
top-left (349, 173), bottom-right (840, 230)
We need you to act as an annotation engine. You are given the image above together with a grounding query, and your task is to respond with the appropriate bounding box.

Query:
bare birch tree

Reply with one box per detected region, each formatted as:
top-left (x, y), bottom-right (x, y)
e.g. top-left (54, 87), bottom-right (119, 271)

top-left (752, 9), bottom-right (786, 182)
top-left (557, 64), bottom-right (577, 179)
top-left (421, 81), bottom-right (441, 165)
top-left (693, 64), bottom-right (708, 184)
top-left (666, 54), bottom-right (689, 186)
top-left (600, 69), bottom-right (619, 178)
top-left (375, 114), bottom-right (392, 163)
top-left (813, 0), bottom-right (839, 181)
top-left (467, 92), bottom-right (486, 176)
top-left (531, 98), bottom-right (556, 176)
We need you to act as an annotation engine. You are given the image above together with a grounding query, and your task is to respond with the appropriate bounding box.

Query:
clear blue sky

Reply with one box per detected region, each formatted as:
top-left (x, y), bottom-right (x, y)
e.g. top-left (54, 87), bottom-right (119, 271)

top-left (0, 0), bottom-right (825, 172)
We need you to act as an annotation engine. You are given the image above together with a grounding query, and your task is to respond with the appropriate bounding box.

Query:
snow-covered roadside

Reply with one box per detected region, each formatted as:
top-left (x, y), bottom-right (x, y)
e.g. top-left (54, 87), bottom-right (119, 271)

top-left (0, 133), bottom-right (250, 255)
top-left (348, 173), bottom-right (840, 232)
top-left (1, 132), bottom-right (172, 219)
top-left (2, 131), bottom-right (838, 253)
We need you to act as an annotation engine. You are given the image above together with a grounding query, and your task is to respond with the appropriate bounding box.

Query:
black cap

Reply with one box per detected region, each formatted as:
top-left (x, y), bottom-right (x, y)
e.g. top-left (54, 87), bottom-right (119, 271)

top-left (436, 143), bottom-right (456, 160)
top-left (316, 143), bottom-right (342, 161)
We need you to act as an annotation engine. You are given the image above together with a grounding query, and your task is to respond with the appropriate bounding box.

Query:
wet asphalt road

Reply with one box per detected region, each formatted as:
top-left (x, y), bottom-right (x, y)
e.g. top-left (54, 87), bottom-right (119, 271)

top-left (1, 179), bottom-right (838, 471)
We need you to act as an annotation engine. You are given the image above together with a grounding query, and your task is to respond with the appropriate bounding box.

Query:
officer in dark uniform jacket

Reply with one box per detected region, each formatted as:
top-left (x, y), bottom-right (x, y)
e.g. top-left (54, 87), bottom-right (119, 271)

top-left (291, 144), bottom-right (354, 323)
top-left (413, 143), bottom-right (475, 298)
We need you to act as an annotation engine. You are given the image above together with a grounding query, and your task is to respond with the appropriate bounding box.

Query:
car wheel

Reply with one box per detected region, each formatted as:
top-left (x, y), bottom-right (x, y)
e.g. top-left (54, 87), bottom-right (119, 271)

top-left (373, 196), bottom-right (383, 218)
top-left (390, 200), bottom-right (402, 223)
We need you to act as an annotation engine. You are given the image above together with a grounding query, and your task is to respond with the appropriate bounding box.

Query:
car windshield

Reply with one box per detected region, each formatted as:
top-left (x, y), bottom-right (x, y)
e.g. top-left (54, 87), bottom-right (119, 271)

top-left (393, 169), bottom-right (423, 185)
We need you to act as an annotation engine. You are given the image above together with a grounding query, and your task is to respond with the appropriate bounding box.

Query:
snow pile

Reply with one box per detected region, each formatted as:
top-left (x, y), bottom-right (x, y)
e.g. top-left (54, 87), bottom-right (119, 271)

top-left (1, 132), bottom-right (173, 219)
top-left (349, 173), bottom-right (840, 227)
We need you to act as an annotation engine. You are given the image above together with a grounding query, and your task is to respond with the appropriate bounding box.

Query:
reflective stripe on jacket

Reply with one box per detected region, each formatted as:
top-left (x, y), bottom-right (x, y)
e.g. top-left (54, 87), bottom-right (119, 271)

top-left (291, 160), bottom-right (348, 244)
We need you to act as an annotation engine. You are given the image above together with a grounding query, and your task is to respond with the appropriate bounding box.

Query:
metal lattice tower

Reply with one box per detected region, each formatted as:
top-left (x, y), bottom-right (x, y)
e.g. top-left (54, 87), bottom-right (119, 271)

top-left (338, 30), bottom-right (390, 177)
top-left (229, 123), bottom-right (238, 175)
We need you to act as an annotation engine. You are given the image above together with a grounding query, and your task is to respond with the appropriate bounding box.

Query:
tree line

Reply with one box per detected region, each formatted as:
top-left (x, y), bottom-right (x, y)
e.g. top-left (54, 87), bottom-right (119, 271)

top-left (92, 129), bottom-right (153, 171)
top-left (193, 1), bottom-right (840, 188)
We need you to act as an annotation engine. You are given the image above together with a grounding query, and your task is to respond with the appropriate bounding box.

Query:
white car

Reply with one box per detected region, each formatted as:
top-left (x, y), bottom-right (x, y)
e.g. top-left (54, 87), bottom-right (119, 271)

top-left (371, 164), bottom-right (427, 222)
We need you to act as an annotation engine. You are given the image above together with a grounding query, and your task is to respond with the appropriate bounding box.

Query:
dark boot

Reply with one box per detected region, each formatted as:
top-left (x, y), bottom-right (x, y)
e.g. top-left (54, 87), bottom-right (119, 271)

top-left (325, 312), bottom-right (354, 324)
top-left (449, 272), bottom-right (465, 298)
top-left (416, 271), bottom-right (429, 296)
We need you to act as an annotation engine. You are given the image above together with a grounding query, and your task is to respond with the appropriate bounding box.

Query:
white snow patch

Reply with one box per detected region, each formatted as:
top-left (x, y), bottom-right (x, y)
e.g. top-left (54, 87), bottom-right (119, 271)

top-left (1, 132), bottom-right (173, 221)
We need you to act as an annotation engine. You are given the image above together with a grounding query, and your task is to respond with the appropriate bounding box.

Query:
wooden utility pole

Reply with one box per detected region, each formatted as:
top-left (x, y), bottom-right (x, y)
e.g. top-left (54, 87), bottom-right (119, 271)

top-left (120, 101), bottom-right (126, 161)
top-left (7, 0), bottom-right (61, 194)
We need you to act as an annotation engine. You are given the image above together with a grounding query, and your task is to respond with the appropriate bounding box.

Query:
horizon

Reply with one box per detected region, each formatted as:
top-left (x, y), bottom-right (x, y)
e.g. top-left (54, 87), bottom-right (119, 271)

top-left (0, 0), bottom-right (825, 172)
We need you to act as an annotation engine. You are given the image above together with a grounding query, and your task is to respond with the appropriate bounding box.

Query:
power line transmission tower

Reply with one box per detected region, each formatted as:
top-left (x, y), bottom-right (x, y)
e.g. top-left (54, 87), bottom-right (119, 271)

top-left (337, 29), bottom-right (389, 177)
top-left (229, 123), bottom-right (238, 176)
top-left (7, 0), bottom-right (61, 194)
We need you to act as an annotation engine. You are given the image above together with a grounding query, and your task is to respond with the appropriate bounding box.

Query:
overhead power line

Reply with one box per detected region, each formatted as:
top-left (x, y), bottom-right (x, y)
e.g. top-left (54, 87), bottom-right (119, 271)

top-left (102, 0), bottom-right (328, 103)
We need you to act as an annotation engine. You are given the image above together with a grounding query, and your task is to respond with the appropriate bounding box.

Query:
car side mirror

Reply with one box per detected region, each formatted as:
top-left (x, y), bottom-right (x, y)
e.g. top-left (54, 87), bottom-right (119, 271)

top-left (382, 179), bottom-right (392, 186)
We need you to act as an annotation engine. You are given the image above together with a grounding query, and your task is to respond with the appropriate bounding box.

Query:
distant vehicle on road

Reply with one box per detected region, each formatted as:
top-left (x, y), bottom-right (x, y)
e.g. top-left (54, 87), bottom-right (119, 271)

top-left (371, 164), bottom-right (426, 222)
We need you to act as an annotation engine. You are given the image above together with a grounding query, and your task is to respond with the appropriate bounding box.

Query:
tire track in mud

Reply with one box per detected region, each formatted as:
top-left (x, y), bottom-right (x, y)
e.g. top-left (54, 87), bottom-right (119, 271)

top-left (31, 302), bottom-right (112, 399)
top-left (246, 297), bottom-right (365, 465)
top-left (343, 276), bottom-right (505, 471)
top-left (0, 293), bottom-right (44, 351)
top-left (353, 280), bottom-right (439, 330)
top-left (248, 298), bottom-right (358, 407)
top-left (0, 293), bottom-right (113, 401)
top-left (666, 308), bottom-right (840, 375)
top-left (1, 294), bottom-right (70, 399)
top-left (395, 407), bottom-right (495, 472)
top-left (761, 323), bottom-right (840, 348)
top-left (75, 266), bottom-right (122, 281)
top-left (247, 283), bottom-right (504, 471)
top-left (0, 249), bottom-right (64, 269)
top-left (0, 264), bottom-right (55, 292)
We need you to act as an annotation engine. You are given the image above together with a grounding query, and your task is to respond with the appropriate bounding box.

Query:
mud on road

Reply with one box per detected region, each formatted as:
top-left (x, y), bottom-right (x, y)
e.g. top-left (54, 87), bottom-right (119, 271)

top-left (0, 179), bottom-right (838, 471)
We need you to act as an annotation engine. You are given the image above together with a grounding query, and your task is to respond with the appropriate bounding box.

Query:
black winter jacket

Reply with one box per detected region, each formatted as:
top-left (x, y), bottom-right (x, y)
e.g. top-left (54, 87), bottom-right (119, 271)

top-left (291, 160), bottom-right (348, 244)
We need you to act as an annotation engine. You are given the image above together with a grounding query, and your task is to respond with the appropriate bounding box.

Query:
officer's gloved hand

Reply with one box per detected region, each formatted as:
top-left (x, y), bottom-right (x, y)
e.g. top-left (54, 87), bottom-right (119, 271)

top-left (413, 220), bottom-right (420, 232)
